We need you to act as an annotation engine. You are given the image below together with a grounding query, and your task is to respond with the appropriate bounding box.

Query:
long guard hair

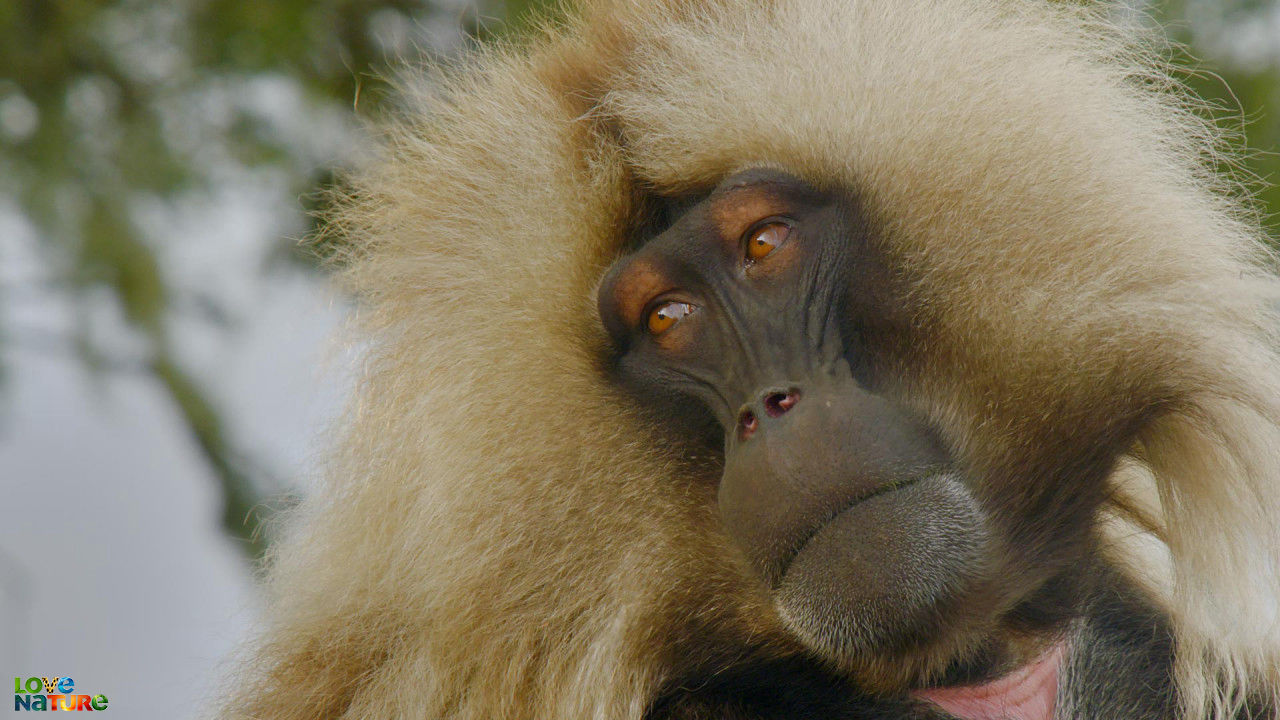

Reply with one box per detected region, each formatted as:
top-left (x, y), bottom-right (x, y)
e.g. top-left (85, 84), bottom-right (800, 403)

top-left (224, 1), bottom-right (1280, 718)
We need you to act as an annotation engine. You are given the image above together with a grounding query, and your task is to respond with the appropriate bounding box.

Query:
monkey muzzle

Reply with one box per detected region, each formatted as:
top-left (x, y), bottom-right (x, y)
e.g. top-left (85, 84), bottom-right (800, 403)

top-left (717, 372), bottom-right (991, 676)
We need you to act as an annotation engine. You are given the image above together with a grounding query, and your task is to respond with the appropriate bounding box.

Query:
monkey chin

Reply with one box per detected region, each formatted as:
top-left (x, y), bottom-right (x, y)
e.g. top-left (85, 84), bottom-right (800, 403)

top-left (770, 474), bottom-right (999, 693)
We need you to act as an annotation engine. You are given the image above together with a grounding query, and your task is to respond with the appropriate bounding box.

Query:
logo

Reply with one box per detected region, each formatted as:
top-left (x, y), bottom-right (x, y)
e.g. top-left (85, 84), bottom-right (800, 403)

top-left (13, 677), bottom-right (108, 712)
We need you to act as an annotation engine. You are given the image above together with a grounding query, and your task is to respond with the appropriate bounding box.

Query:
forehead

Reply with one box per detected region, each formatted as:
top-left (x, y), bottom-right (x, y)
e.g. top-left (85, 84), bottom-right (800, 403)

top-left (708, 182), bottom-right (797, 242)
top-left (648, 170), bottom-right (818, 249)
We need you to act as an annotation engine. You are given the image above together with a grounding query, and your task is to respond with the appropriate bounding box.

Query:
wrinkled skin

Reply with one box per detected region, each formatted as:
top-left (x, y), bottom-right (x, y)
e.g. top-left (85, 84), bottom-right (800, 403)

top-left (599, 170), bottom-right (1183, 718)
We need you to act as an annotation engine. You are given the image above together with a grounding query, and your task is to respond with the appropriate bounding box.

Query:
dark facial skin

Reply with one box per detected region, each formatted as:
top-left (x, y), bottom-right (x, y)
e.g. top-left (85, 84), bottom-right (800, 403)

top-left (599, 170), bottom-right (1229, 720)
top-left (598, 169), bottom-right (1002, 689)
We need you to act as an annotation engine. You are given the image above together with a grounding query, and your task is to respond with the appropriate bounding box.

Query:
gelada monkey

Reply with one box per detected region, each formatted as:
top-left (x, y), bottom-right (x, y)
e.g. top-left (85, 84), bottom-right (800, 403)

top-left (225, 1), bottom-right (1280, 718)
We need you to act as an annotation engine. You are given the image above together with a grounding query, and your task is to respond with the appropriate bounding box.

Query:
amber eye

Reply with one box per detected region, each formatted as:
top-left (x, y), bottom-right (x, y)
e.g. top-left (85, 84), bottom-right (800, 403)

top-left (647, 301), bottom-right (696, 335)
top-left (745, 222), bottom-right (792, 262)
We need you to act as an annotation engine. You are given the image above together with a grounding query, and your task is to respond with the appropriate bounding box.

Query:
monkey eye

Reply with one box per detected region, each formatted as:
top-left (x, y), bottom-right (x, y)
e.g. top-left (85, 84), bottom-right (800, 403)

top-left (647, 300), bottom-right (696, 335)
top-left (745, 221), bottom-right (792, 262)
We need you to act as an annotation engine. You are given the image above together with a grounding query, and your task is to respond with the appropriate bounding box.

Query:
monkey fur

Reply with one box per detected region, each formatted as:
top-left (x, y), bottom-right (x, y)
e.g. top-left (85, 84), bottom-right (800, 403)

top-left (222, 1), bottom-right (1280, 718)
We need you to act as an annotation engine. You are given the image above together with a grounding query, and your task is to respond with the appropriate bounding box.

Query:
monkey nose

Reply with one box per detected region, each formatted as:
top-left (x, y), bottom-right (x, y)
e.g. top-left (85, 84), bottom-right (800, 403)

top-left (764, 390), bottom-right (800, 417)
top-left (737, 389), bottom-right (801, 440)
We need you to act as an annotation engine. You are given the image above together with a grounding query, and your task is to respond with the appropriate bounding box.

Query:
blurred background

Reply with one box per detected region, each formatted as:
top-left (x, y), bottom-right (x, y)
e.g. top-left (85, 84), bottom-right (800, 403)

top-left (0, 0), bottom-right (1275, 717)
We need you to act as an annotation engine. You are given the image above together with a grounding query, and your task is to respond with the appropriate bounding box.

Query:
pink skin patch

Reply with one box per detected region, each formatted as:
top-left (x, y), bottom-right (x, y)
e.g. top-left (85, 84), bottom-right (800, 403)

top-left (913, 642), bottom-right (1066, 720)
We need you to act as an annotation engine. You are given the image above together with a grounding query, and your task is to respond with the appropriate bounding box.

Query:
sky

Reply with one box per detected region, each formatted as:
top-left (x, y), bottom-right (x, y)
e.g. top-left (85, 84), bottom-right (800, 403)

top-left (0, 187), bottom-right (351, 717)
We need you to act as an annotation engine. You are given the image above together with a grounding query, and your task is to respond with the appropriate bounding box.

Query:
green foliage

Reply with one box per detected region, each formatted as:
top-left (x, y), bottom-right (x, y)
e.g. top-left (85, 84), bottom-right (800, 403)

top-left (1178, 61), bottom-right (1280, 237)
top-left (79, 198), bottom-right (167, 334)
top-left (0, 0), bottom-right (498, 559)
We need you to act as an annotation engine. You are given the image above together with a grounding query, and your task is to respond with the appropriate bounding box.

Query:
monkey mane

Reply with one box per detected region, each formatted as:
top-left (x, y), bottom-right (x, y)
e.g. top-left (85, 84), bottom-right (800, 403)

top-left (223, 2), bottom-right (1280, 718)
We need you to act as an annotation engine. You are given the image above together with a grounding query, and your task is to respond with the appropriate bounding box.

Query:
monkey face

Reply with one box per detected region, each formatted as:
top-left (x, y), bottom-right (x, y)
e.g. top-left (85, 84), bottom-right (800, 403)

top-left (597, 168), bottom-right (1079, 690)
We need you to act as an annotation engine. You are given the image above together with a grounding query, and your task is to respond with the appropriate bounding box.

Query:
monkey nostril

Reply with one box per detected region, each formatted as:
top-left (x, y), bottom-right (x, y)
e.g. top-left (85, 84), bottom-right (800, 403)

top-left (764, 391), bottom-right (799, 418)
top-left (739, 392), bottom-right (798, 438)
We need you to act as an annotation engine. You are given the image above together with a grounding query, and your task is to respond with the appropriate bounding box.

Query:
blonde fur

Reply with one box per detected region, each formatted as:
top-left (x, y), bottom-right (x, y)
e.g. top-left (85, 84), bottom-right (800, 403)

top-left (223, 1), bottom-right (1280, 718)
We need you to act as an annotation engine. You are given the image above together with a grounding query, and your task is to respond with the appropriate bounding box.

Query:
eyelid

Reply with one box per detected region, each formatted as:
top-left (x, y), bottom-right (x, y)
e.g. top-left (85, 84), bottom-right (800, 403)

top-left (606, 260), bottom-right (672, 336)
top-left (743, 216), bottom-right (794, 235)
